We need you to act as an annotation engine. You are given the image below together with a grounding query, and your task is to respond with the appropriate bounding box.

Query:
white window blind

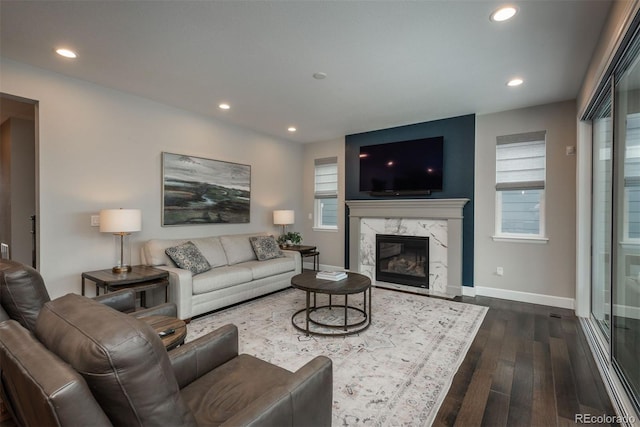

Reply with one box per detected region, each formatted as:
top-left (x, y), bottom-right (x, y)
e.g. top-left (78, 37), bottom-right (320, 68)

top-left (314, 157), bottom-right (338, 229)
top-left (496, 131), bottom-right (546, 190)
top-left (314, 157), bottom-right (338, 198)
top-left (495, 131), bottom-right (546, 238)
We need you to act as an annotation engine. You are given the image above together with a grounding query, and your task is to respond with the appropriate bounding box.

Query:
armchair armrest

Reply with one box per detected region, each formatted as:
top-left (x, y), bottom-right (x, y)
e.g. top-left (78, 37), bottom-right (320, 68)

top-left (92, 289), bottom-right (136, 313)
top-left (131, 302), bottom-right (178, 318)
top-left (169, 324), bottom-right (238, 389)
top-left (93, 289), bottom-right (177, 318)
top-left (222, 356), bottom-right (333, 427)
top-left (288, 355), bottom-right (333, 426)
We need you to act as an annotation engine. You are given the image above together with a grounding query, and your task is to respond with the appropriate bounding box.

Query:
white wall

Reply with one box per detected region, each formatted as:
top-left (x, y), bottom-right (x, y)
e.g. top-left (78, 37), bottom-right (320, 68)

top-left (301, 137), bottom-right (346, 269)
top-left (0, 59), bottom-right (303, 298)
top-left (474, 100), bottom-right (577, 308)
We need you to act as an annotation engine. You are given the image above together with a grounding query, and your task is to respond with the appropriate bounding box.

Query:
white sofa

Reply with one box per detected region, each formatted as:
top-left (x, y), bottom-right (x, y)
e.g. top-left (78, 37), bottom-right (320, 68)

top-left (140, 233), bottom-right (301, 320)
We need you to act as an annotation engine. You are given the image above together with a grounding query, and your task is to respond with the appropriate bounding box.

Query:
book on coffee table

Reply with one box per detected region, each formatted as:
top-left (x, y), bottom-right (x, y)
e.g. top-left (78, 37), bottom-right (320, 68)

top-left (316, 271), bottom-right (348, 281)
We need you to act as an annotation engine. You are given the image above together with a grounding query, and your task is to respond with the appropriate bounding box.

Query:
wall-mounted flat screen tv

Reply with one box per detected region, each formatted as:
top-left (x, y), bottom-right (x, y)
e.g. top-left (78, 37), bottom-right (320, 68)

top-left (359, 136), bottom-right (444, 195)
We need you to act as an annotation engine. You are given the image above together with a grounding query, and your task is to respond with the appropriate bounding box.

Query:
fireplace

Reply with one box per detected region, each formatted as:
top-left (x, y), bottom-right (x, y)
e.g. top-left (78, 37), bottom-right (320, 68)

top-left (347, 198), bottom-right (468, 296)
top-left (376, 234), bottom-right (429, 288)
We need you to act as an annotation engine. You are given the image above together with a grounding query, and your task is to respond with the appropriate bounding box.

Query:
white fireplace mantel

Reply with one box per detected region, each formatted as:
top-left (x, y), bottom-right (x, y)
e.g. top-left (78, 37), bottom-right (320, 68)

top-left (346, 198), bottom-right (469, 296)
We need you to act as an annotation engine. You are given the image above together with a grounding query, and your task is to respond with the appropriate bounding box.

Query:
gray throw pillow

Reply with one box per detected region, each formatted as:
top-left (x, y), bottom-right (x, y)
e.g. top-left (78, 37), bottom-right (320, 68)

top-left (249, 235), bottom-right (284, 261)
top-left (165, 241), bottom-right (211, 275)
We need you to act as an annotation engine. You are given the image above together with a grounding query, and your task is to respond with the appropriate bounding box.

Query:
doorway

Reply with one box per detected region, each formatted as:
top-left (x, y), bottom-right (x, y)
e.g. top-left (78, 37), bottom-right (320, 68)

top-left (0, 93), bottom-right (38, 267)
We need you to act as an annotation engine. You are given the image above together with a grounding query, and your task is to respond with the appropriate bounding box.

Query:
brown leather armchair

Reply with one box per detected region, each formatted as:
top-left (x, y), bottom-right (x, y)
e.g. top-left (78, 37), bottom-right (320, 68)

top-left (0, 259), bottom-right (177, 331)
top-left (0, 294), bottom-right (332, 426)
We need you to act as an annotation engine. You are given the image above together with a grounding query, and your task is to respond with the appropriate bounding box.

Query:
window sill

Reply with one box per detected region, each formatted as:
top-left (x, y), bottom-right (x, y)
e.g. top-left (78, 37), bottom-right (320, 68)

top-left (492, 235), bottom-right (549, 244)
top-left (312, 227), bottom-right (339, 233)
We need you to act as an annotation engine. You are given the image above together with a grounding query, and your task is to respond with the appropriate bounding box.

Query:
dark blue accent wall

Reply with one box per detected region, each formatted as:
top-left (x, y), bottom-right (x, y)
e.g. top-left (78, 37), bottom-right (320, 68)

top-left (345, 114), bottom-right (475, 287)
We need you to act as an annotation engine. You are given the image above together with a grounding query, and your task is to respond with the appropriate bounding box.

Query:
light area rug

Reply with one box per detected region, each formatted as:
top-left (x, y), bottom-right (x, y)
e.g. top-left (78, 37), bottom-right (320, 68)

top-left (186, 287), bottom-right (488, 426)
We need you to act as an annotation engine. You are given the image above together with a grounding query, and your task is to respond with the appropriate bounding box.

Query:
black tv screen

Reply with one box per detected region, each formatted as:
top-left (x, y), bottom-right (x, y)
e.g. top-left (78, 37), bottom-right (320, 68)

top-left (359, 136), bottom-right (444, 194)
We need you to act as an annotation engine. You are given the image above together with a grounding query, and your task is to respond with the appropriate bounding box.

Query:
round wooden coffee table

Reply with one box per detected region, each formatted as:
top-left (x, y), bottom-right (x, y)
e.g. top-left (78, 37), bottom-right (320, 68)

top-left (142, 315), bottom-right (187, 350)
top-left (290, 271), bottom-right (371, 337)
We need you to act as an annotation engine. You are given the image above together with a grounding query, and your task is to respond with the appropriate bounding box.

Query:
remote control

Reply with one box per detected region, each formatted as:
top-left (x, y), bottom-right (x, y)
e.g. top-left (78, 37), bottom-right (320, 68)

top-left (158, 328), bottom-right (175, 337)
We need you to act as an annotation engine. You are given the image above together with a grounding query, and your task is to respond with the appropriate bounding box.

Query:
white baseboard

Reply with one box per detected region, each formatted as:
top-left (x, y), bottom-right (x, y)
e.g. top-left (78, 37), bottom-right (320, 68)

top-left (311, 268), bottom-right (574, 310)
top-left (472, 285), bottom-right (575, 310)
top-left (462, 286), bottom-right (476, 297)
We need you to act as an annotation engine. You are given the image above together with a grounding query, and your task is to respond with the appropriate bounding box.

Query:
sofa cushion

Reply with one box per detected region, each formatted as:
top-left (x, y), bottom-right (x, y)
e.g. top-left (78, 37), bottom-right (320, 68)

top-left (0, 259), bottom-right (51, 332)
top-left (249, 235), bottom-right (284, 261)
top-left (144, 238), bottom-right (188, 267)
top-left (190, 237), bottom-right (228, 268)
top-left (192, 266), bottom-right (253, 295)
top-left (166, 241), bottom-right (212, 275)
top-left (220, 233), bottom-right (266, 265)
top-left (35, 294), bottom-right (197, 427)
top-left (242, 258), bottom-right (296, 280)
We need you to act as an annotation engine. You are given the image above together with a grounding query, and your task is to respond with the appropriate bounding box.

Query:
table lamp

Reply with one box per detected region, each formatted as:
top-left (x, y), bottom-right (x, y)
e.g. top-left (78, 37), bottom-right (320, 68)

top-left (273, 210), bottom-right (295, 235)
top-left (100, 208), bottom-right (142, 273)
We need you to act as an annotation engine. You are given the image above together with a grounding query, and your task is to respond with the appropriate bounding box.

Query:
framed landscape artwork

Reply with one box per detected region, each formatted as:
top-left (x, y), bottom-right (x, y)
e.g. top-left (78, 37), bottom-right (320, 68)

top-left (162, 152), bottom-right (251, 226)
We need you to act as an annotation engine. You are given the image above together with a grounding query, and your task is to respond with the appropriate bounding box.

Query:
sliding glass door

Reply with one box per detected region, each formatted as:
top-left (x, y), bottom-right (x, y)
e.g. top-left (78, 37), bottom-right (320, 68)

top-left (613, 54), bottom-right (640, 408)
top-left (591, 93), bottom-right (613, 339)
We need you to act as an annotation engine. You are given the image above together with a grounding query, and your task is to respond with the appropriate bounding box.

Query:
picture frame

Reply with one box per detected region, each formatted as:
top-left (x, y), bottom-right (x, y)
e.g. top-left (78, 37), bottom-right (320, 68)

top-left (162, 152), bottom-right (251, 226)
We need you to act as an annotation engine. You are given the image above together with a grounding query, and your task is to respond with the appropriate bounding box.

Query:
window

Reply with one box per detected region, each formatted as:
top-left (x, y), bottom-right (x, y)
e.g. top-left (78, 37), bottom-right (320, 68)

top-left (314, 157), bottom-right (338, 230)
top-left (495, 131), bottom-right (546, 239)
top-left (591, 94), bottom-right (612, 340)
top-left (614, 54), bottom-right (640, 408)
top-left (583, 16), bottom-right (640, 416)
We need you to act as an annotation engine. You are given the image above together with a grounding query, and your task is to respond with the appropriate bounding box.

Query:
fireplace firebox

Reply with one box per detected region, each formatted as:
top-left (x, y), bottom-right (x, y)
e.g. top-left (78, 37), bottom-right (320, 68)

top-left (375, 234), bottom-right (429, 288)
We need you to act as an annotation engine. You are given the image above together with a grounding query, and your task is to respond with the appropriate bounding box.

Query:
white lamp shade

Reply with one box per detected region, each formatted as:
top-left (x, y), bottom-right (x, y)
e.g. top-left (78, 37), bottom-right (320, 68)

top-left (273, 210), bottom-right (295, 225)
top-left (99, 209), bottom-right (142, 233)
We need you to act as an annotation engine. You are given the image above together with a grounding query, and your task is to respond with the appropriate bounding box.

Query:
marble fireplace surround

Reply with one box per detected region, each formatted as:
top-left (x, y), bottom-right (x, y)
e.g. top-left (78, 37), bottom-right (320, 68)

top-left (346, 199), bottom-right (469, 297)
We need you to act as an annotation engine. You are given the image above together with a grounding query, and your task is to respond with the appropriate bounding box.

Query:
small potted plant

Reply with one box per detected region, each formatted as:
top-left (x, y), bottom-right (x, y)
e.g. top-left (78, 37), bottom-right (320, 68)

top-left (277, 231), bottom-right (302, 247)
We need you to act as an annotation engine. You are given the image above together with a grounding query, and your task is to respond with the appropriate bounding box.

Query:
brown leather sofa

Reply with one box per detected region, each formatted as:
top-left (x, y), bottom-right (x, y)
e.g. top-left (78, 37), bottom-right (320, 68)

top-left (0, 290), bottom-right (333, 426)
top-left (0, 259), bottom-right (177, 330)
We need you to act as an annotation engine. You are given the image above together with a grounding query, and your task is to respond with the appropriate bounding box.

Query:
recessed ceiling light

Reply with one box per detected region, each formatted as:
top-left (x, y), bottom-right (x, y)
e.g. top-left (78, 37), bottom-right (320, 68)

top-left (55, 48), bottom-right (77, 59)
top-left (507, 78), bottom-right (524, 87)
top-left (218, 103), bottom-right (230, 110)
top-left (313, 72), bottom-right (327, 80)
top-left (288, 127), bottom-right (297, 132)
top-left (491, 6), bottom-right (517, 22)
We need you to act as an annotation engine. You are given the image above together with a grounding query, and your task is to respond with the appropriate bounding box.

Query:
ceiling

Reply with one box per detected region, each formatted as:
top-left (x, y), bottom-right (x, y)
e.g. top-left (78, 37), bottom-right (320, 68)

top-left (0, 1), bottom-right (611, 143)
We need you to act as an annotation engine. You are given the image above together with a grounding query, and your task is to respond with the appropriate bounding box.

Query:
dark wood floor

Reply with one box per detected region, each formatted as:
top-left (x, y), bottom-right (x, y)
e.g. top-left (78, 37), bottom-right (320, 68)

top-left (435, 295), bottom-right (618, 427)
